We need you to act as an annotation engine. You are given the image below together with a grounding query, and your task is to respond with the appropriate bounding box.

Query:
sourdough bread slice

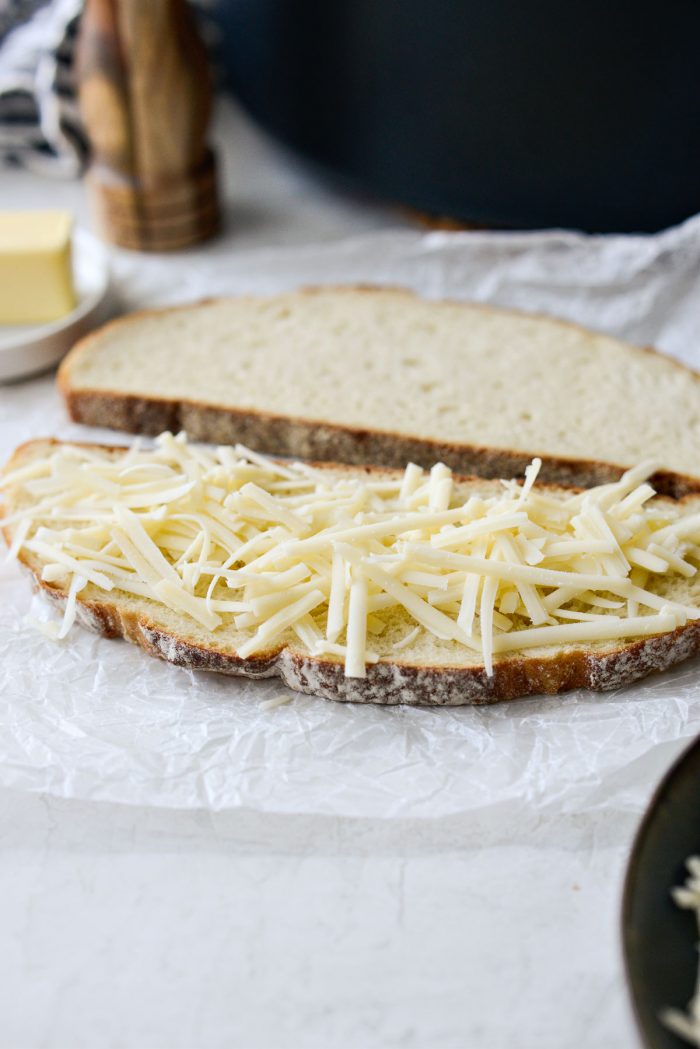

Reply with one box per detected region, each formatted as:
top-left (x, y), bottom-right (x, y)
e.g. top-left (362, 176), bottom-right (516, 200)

top-left (4, 437), bottom-right (700, 707)
top-left (58, 287), bottom-right (700, 496)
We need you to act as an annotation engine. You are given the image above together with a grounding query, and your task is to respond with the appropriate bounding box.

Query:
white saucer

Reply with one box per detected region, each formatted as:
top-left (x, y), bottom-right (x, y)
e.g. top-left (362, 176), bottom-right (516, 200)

top-left (0, 227), bottom-right (113, 383)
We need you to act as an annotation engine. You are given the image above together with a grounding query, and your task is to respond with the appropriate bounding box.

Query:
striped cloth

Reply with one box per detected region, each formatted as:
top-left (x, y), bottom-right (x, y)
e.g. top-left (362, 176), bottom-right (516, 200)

top-left (0, 0), bottom-right (218, 178)
top-left (0, 0), bottom-right (87, 176)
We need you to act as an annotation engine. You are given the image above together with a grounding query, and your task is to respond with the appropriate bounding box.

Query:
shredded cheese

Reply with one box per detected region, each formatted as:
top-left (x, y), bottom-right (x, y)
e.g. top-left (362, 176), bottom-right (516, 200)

top-left (345, 572), bottom-right (369, 678)
top-left (3, 433), bottom-right (700, 677)
top-left (259, 693), bottom-right (294, 711)
top-left (661, 857), bottom-right (700, 1046)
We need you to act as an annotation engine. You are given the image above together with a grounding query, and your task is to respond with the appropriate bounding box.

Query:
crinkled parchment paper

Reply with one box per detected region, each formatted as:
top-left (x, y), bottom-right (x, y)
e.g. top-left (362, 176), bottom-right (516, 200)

top-left (2, 217), bottom-right (700, 817)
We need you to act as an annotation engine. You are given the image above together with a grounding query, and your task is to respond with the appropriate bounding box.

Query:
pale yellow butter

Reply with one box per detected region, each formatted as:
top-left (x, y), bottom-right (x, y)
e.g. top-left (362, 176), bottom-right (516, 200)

top-left (0, 211), bottom-right (76, 324)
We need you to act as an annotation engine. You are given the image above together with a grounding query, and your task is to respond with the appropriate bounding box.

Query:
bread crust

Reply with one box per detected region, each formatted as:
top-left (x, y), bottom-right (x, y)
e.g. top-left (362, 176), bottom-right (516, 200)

top-left (60, 386), bottom-right (697, 499)
top-left (57, 287), bottom-right (700, 499)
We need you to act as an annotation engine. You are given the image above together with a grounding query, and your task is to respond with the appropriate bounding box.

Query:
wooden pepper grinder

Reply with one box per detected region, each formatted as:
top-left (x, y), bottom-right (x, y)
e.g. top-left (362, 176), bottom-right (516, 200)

top-left (76, 0), bottom-right (220, 251)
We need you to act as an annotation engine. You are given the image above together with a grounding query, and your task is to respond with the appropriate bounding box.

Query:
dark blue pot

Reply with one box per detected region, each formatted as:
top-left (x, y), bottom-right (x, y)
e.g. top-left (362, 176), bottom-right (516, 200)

top-left (209, 0), bottom-right (700, 232)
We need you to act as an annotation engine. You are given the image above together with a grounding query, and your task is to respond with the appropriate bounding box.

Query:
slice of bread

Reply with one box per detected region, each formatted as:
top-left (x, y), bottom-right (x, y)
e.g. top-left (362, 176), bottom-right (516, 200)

top-left (4, 438), bottom-right (700, 707)
top-left (58, 286), bottom-right (700, 496)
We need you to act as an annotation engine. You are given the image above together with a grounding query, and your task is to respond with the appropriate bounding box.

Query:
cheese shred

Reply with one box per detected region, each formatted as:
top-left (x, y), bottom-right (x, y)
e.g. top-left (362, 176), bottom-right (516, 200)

top-left (661, 857), bottom-right (700, 1046)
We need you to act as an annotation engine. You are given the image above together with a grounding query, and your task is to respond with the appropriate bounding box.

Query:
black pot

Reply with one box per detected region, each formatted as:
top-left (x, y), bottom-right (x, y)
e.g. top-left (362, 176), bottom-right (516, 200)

top-left (209, 0), bottom-right (700, 233)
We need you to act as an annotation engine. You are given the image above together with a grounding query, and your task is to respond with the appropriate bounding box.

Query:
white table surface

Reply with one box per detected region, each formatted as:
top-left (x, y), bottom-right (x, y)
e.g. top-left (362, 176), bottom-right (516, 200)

top-left (0, 97), bottom-right (641, 1049)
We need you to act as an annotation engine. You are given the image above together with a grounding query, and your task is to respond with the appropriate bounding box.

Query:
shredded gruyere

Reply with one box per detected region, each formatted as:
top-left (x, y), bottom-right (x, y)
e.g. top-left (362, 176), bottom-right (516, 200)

top-left (661, 857), bottom-right (700, 1046)
top-left (3, 433), bottom-right (700, 678)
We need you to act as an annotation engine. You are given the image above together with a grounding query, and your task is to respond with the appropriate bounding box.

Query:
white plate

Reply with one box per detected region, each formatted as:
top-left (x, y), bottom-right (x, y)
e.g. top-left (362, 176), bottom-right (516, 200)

top-left (0, 227), bottom-right (112, 383)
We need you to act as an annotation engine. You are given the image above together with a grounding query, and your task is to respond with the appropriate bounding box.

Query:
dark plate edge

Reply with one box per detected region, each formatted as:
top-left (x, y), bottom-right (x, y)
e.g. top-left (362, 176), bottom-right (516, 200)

top-left (621, 734), bottom-right (700, 1049)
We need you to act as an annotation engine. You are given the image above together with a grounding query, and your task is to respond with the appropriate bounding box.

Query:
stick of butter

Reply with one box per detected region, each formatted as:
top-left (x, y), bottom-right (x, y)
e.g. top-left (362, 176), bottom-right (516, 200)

top-left (0, 211), bottom-right (77, 325)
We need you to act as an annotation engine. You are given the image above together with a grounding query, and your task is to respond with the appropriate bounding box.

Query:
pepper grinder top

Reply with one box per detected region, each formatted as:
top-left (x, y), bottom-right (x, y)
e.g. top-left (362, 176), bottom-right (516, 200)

top-left (76, 0), bottom-right (221, 252)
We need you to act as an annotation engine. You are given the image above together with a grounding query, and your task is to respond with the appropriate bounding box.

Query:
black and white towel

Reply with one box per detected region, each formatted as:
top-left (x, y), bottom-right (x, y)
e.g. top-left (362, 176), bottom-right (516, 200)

top-left (0, 0), bottom-right (219, 178)
top-left (0, 0), bottom-right (87, 176)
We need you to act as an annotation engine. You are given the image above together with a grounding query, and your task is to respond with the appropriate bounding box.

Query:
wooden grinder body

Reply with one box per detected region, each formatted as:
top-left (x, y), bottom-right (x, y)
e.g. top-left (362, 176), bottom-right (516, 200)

top-left (77, 0), bottom-right (220, 251)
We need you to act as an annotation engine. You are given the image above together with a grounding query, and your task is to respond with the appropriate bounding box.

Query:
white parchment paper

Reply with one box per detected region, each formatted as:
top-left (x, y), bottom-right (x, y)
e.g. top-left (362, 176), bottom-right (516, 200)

top-left (2, 217), bottom-right (700, 817)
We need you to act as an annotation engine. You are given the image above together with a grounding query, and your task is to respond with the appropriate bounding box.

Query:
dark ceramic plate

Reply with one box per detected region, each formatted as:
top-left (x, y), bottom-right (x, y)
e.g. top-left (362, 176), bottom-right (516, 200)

top-left (622, 736), bottom-right (700, 1049)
